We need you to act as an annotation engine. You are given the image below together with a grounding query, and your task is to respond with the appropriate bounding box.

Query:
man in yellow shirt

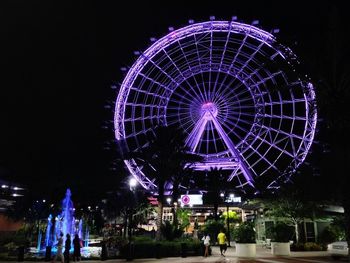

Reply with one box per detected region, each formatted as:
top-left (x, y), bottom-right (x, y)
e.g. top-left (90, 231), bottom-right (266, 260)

top-left (217, 230), bottom-right (227, 256)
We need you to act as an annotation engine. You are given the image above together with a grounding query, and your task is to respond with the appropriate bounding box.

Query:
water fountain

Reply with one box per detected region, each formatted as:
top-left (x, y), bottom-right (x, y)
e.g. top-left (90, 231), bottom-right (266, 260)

top-left (45, 214), bottom-right (53, 247)
top-left (36, 230), bottom-right (42, 252)
top-left (42, 189), bottom-right (88, 251)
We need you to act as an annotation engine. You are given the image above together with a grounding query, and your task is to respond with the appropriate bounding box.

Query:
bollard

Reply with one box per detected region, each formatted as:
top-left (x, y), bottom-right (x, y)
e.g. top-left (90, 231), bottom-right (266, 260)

top-left (45, 246), bottom-right (52, 261)
top-left (126, 242), bottom-right (134, 261)
top-left (181, 242), bottom-right (187, 258)
top-left (17, 246), bottom-right (25, 262)
top-left (101, 241), bottom-right (108, 261)
top-left (155, 243), bottom-right (161, 259)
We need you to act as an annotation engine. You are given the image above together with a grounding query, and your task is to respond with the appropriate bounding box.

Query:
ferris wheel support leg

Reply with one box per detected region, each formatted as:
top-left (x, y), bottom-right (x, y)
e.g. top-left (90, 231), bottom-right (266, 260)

top-left (185, 113), bottom-right (208, 153)
top-left (210, 113), bottom-right (254, 186)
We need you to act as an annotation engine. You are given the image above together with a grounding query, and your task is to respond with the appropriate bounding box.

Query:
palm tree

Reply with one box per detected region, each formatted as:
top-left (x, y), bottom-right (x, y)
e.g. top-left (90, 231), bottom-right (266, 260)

top-left (200, 167), bottom-right (227, 221)
top-left (124, 125), bottom-right (199, 240)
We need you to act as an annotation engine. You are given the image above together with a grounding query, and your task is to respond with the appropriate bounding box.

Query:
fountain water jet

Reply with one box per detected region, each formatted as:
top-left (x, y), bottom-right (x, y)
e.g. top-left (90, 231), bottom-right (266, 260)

top-left (43, 189), bottom-right (88, 251)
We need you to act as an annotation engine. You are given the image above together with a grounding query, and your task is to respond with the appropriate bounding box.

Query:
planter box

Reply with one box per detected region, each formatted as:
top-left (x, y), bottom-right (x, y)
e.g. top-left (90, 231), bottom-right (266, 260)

top-left (235, 243), bottom-right (256, 257)
top-left (271, 242), bottom-right (290, 256)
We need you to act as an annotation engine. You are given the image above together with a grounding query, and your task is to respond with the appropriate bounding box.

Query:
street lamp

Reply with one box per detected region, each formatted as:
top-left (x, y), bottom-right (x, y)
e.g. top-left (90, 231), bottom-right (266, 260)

top-left (129, 178), bottom-right (137, 190)
top-left (225, 196), bottom-right (231, 247)
top-left (221, 192), bottom-right (234, 247)
top-left (126, 178), bottom-right (138, 261)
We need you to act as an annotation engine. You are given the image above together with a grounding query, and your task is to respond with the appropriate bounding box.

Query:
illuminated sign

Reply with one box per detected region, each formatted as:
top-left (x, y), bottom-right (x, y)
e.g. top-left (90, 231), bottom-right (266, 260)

top-left (225, 194), bottom-right (241, 203)
top-left (180, 194), bottom-right (203, 206)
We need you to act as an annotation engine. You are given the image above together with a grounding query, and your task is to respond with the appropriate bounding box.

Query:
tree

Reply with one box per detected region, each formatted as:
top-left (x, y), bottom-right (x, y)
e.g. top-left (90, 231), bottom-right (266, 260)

top-left (263, 190), bottom-right (322, 244)
top-left (201, 168), bottom-right (227, 221)
top-left (123, 125), bottom-right (198, 240)
top-left (132, 202), bottom-right (155, 229)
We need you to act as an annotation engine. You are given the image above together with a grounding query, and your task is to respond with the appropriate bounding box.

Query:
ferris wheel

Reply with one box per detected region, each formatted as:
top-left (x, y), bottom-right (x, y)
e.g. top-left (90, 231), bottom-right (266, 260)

top-left (114, 20), bottom-right (317, 190)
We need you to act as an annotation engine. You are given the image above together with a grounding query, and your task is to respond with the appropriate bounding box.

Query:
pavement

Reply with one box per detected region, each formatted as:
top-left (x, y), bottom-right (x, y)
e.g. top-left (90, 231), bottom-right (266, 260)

top-left (0, 246), bottom-right (339, 263)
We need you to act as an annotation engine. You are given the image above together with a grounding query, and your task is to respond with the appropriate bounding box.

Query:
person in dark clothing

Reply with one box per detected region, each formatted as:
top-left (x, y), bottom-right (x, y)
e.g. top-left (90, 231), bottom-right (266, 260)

top-left (73, 234), bottom-right (81, 261)
top-left (64, 234), bottom-right (71, 263)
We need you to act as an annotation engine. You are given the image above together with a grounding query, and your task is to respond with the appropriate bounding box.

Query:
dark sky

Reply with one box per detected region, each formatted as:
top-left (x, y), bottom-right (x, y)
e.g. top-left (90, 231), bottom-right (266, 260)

top-left (0, 0), bottom-right (347, 202)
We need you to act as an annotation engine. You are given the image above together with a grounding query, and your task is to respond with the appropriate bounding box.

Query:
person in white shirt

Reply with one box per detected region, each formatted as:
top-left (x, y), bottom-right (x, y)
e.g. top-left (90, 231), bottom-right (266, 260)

top-left (52, 232), bottom-right (64, 263)
top-left (201, 233), bottom-right (211, 257)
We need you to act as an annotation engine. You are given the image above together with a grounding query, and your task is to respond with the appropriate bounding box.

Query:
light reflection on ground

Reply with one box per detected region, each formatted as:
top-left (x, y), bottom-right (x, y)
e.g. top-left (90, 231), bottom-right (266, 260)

top-left (28, 246), bottom-right (102, 258)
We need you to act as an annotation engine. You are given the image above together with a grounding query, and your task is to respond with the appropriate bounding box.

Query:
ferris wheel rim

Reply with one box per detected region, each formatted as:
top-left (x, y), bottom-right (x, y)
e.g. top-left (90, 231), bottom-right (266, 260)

top-left (114, 20), bottom-right (317, 190)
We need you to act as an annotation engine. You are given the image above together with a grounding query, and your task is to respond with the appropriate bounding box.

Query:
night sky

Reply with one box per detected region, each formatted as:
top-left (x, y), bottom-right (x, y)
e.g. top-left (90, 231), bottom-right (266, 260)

top-left (0, 1), bottom-right (347, 203)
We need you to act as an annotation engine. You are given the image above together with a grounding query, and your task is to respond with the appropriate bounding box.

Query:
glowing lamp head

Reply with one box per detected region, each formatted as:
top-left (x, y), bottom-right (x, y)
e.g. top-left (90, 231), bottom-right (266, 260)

top-left (129, 178), bottom-right (137, 188)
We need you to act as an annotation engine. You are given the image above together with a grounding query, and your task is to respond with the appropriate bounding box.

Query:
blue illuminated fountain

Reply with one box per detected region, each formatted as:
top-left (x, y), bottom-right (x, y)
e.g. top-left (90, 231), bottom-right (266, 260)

top-left (42, 189), bottom-right (89, 251)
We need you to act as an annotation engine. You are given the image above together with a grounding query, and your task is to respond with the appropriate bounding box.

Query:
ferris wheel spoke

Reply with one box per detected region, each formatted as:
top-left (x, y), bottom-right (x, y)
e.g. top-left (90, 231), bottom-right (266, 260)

top-left (213, 35), bottom-right (249, 98)
top-left (170, 92), bottom-right (199, 105)
top-left (143, 56), bottom-right (200, 102)
top-left (138, 72), bottom-right (173, 92)
top-left (213, 30), bottom-right (232, 101)
top-left (193, 33), bottom-right (209, 101)
top-left (245, 142), bottom-right (279, 171)
top-left (163, 47), bottom-right (208, 102)
top-left (224, 114), bottom-right (254, 129)
top-left (176, 40), bottom-right (208, 102)
top-left (254, 133), bottom-right (295, 159)
top-left (235, 42), bottom-right (264, 77)
top-left (129, 86), bottom-right (169, 101)
top-left (219, 119), bottom-right (249, 143)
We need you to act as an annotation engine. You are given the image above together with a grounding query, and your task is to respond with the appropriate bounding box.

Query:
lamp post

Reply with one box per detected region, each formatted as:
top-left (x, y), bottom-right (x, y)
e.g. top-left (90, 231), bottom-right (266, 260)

top-left (126, 178), bottom-right (138, 261)
top-left (221, 192), bottom-right (235, 247)
top-left (225, 197), bottom-right (231, 247)
top-left (128, 178), bottom-right (138, 240)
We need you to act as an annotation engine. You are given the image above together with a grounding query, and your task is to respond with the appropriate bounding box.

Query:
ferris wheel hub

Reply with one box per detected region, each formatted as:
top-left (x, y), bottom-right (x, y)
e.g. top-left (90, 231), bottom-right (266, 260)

top-left (201, 102), bottom-right (218, 119)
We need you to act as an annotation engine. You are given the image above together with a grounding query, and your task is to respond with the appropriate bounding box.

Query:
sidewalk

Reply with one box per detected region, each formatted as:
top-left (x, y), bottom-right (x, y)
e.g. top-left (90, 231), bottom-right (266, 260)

top-left (0, 246), bottom-right (330, 263)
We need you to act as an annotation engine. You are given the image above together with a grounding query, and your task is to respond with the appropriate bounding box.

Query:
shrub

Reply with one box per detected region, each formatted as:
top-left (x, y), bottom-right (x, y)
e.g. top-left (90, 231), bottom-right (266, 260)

top-left (304, 242), bottom-right (323, 251)
top-left (290, 242), bottom-right (305, 251)
top-left (290, 242), bottom-right (325, 251)
top-left (161, 221), bottom-right (183, 241)
top-left (270, 222), bottom-right (294, 242)
top-left (319, 226), bottom-right (338, 244)
top-left (232, 222), bottom-right (256, 243)
top-left (132, 236), bottom-right (154, 243)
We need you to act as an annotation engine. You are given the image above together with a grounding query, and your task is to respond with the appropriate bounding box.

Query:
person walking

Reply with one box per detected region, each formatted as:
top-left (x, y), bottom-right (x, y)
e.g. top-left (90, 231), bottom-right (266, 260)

top-left (201, 233), bottom-right (210, 257)
top-left (73, 234), bottom-right (81, 261)
top-left (52, 232), bottom-right (64, 263)
top-left (64, 234), bottom-right (71, 263)
top-left (217, 229), bottom-right (227, 256)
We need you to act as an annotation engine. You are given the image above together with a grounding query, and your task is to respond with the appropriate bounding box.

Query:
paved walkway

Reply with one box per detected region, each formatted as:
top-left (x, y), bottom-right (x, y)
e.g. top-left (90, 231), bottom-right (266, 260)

top-left (0, 246), bottom-right (333, 263)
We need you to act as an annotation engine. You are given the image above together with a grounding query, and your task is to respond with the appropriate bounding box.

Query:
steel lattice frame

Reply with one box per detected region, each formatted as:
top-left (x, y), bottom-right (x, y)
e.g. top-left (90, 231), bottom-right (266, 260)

top-left (114, 21), bottom-right (317, 190)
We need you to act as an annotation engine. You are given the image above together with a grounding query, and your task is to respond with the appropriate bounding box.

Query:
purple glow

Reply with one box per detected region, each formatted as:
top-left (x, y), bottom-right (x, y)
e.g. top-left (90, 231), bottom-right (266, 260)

top-left (114, 20), bottom-right (317, 190)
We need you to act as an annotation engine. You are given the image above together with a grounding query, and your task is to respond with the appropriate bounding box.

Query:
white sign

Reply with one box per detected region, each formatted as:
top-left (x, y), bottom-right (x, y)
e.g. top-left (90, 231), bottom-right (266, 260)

top-left (225, 195), bottom-right (241, 203)
top-left (180, 194), bottom-right (203, 206)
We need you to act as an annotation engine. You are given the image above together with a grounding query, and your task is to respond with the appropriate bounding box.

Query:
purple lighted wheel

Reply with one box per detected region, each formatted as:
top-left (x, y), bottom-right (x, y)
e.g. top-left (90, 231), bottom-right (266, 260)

top-left (114, 21), bottom-right (317, 190)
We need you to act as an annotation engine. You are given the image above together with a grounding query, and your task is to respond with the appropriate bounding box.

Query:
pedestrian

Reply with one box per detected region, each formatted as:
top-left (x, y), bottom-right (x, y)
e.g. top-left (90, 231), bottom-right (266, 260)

top-left (73, 234), bottom-right (81, 261)
top-left (64, 234), bottom-right (71, 263)
top-left (52, 232), bottom-right (64, 263)
top-left (217, 229), bottom-right (227, 256)
top-left (201, 233), bottom-right (210, 257)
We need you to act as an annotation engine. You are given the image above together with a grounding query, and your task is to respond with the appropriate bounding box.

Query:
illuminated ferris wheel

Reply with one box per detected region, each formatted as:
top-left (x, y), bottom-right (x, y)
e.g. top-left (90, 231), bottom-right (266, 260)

top-left (114, 20), bottom-right (317, 190)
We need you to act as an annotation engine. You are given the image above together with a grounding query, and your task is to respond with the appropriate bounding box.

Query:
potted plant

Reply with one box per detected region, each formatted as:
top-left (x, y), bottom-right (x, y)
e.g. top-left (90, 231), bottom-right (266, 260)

top-left (269, 222), bottom-right (293, 256)
top-left (232, 222), bottom-right (256, 257)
